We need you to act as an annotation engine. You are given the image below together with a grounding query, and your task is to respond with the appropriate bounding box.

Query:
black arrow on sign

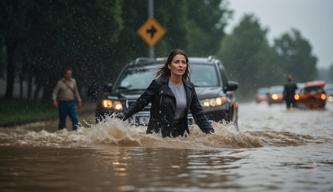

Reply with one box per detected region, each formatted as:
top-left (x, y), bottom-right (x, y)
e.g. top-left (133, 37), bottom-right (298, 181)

top-left (146, 25), bottom-right (157, 39)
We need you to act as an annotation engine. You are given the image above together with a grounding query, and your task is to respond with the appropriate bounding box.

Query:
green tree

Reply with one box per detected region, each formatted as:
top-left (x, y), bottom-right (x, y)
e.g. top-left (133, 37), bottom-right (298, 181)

top-left (274, 29), bottom-right (318, 82)
top-left (155, 0), bottom-right (189, 56)
top-left (111, 0), bottom-right (147, 70)
top-left (217, 15), bottom-right (284, 98)
top-left (118, 0), bottom-right (231, 59)
top-left (0, 36), bottom-right (5, 78)
top-left (0, 0), bottom-right (125, 100)
top-left (0, 0), bottom-right (33, 99)
top-left (110, 0), bottom-right (189, 81)
top-left (19, 0), bottom-right (123, 100)
top-left (0, 0), bottom-right (231, 100)
top-left (184, 0), bottom-right (231, 56)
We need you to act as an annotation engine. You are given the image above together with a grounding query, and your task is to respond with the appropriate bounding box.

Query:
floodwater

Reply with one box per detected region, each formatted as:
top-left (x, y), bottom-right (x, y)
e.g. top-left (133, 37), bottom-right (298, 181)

top-left (0, 103), bottom-right (332, 192)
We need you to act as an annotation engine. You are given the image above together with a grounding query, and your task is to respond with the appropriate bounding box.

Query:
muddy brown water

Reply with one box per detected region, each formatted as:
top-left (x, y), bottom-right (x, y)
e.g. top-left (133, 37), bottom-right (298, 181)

top-left (0, 103), bottom-right (332, 191)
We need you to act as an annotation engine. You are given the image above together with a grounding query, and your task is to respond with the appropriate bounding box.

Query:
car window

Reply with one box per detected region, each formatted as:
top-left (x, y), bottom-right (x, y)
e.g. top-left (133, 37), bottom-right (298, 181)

top-left (190, 64), bottom-right (219, 87)
top-left (258, 88), bottom-right (269, 94)
top-left (270, 86), bottom-right (283, 93)
top-left (118, 67), bottom-right (157, 90)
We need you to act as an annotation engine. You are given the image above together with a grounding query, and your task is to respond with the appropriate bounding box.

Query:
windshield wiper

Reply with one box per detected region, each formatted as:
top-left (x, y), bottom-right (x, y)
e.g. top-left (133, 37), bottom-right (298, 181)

top-left (117, 86), bottom-right (131, 91)
top-left (117, 86), bottom-right (145, 92)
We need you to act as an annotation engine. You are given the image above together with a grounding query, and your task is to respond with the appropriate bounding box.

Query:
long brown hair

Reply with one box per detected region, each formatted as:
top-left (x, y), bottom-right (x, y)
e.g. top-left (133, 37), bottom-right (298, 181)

top-left (156, 49), bottom-right (190, 81)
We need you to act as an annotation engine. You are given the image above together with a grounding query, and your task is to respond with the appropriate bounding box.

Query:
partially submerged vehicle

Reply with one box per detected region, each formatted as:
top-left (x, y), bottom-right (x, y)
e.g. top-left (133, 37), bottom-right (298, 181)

top-left (294, 81), bottom-right (327, 109)
top-left (267, 86), bottom-right (284, 105)
top-left (255, 87), bottom-right (269, 103)
top-left (96, 57), bottom-right (239, 125)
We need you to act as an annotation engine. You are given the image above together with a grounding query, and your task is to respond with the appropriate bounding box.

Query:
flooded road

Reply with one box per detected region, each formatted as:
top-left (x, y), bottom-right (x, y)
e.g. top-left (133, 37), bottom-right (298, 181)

top-left (0, 103), bottom-right (332, 191)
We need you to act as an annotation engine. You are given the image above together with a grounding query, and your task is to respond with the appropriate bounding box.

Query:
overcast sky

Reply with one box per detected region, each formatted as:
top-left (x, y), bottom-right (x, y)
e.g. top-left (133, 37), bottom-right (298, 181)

top-left (226, 0), bottom-right (333, 69)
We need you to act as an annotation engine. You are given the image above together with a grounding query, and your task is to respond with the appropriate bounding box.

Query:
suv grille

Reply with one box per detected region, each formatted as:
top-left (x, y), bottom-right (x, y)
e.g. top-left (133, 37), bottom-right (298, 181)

top-left (127, 100), bottom-right (151, 111)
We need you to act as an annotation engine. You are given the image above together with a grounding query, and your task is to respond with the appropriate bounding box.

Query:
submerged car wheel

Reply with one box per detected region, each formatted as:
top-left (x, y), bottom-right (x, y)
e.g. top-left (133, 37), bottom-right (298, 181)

top-left (227, 106), bottom-right (239, 130)
top-left (233, 109), bottom-right (238, 125)
top-left (232, 108), bottom-right (239, 131)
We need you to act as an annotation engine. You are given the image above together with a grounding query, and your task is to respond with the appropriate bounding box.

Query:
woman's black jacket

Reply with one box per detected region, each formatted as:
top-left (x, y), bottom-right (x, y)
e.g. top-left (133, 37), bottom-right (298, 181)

top-left (123, 75), bottom-right (214, 137)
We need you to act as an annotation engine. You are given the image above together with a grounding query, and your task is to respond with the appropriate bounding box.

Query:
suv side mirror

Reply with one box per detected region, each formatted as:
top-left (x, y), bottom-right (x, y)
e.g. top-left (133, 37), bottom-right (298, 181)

top-left (226, 81), bottom-right (238, 91)
top-left (103, 83), bottom-right (113, 93)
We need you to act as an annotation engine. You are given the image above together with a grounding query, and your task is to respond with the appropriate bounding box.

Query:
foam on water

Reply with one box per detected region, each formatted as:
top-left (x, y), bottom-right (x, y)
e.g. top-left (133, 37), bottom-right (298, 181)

top-left (0, 116), bottom-right (323, 149)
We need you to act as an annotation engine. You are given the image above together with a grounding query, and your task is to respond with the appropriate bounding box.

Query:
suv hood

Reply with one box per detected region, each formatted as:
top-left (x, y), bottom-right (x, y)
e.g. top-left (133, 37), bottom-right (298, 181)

top-left (115, 87), bottom-right (224, 100)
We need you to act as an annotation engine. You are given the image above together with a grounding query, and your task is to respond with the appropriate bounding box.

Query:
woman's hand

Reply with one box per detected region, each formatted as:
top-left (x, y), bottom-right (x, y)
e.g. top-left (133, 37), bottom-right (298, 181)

top-left (206, 128), bottom-right (215, 134)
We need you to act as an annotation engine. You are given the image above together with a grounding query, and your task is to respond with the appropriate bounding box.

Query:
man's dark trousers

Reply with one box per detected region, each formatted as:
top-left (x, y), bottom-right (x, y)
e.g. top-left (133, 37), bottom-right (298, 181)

top-left (58, 100), bottom-right (79, 130)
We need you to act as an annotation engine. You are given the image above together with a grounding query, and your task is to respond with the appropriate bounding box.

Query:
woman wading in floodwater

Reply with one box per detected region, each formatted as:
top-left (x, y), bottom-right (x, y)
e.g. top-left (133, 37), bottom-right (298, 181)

top-left (122, 49), bottom-right (215, 137)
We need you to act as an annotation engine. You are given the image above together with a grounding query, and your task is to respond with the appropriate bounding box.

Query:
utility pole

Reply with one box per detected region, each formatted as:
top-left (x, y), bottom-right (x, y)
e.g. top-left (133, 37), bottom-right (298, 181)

top-left (148, 0), bottom-right (154, 58)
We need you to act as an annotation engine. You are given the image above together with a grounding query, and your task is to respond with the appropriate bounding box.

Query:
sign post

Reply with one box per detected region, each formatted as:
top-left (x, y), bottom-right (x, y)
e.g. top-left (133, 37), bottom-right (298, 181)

top-left (137, 0), bottom-right (166, 59)
top-left (148, 0), bottom-right (154, 58)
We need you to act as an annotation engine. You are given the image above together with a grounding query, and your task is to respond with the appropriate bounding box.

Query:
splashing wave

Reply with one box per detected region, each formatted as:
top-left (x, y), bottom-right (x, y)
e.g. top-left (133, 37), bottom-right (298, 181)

top-left (0, 117), bottom-right (323, 149)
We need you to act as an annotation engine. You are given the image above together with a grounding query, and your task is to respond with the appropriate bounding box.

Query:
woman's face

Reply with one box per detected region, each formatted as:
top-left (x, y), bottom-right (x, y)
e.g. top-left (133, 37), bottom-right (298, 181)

top-left (168, 54), bottom-right (187, 77)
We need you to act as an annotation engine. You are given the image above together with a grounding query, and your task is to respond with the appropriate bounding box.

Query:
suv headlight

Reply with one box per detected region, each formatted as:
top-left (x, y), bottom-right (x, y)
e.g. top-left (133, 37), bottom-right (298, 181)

top-left (200, 97), bottom-right (227, 108)
top-left (101, 99), bottom-right (123, 111)
top-left (271, 94), bottom-right (279, 100)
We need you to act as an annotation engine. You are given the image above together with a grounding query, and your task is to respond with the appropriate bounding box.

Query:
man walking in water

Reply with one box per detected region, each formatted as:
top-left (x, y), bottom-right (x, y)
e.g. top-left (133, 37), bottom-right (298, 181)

top-left (283, 75), bottom-right (298, 109)
top-left (52, 67), bottom-right (82, 130)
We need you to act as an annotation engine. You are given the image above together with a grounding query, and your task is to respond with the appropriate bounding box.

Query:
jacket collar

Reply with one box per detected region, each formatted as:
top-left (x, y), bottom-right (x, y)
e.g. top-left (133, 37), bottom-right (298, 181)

top-left (158, 75), bottom-right (194, 89)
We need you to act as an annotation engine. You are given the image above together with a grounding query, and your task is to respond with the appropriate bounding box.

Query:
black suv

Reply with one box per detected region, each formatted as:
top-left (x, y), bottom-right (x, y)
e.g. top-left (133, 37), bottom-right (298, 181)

top-left (96, 57), bottom-right (239, 125)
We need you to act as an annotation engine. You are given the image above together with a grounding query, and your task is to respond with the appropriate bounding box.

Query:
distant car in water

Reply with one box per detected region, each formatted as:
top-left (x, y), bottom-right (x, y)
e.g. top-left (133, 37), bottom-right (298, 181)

top-left (325, 84), bottom-right (333, 103)
top-left (95, 56), bottom-right (239, 126)
top-left (256, 87), bottom-right (269, 103)
top-left (294, 80), bottom-right (327, 109)
top-left (267, 86), bottom-right (284, 105)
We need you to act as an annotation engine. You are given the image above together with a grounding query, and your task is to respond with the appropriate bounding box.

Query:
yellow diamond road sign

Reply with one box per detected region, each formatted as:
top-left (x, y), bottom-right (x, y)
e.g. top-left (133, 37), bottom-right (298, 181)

top-left (137, 17), bottom-right (166, 47)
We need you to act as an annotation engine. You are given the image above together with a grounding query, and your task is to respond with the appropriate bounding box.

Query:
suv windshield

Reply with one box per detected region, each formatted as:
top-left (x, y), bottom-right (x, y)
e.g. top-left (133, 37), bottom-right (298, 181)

top-left (258, 88), bottom-right (269, 94)
top-left (117, 63), bottom-right (219, 91)
top-left (270, 86), bottom-right (283, 93)
top-left (118, 67), bottom-right (156, 90)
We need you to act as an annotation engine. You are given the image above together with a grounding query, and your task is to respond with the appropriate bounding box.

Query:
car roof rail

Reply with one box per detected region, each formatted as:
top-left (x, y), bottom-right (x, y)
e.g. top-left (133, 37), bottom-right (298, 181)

top-left (208, 56), bottom-right (216, 61)
top-left (129, 57), bottom-right (155, 66)
top-left (208, 56), bottom-right (222, 65)
top-left (156, 57), bottom-right (166, 62)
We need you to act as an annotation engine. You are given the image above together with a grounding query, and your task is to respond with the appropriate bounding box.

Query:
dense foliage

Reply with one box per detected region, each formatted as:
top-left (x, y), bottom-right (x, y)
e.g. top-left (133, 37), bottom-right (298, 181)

top-left (217, 15), bottom-right (318, 97)
top-left (0, 0), bottom-right (319, 100)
